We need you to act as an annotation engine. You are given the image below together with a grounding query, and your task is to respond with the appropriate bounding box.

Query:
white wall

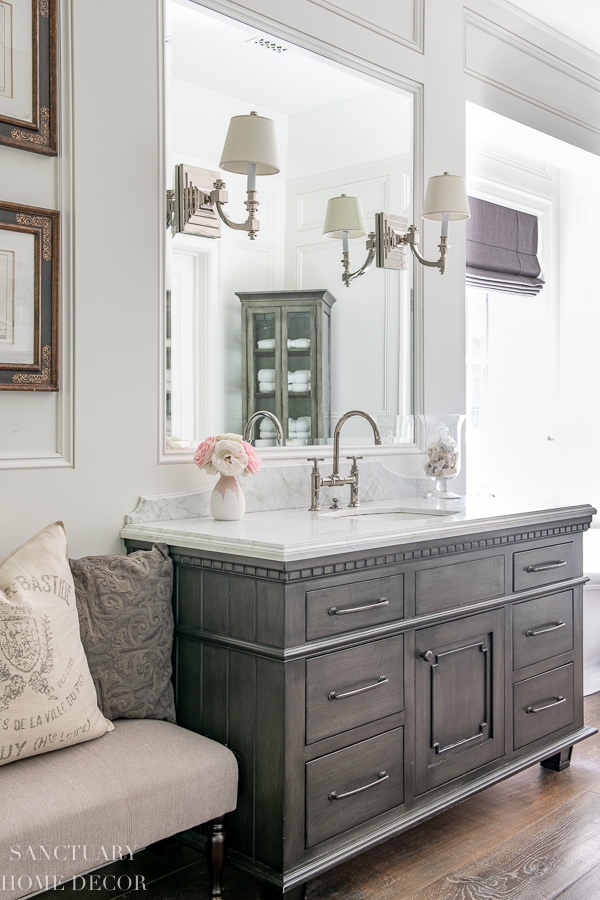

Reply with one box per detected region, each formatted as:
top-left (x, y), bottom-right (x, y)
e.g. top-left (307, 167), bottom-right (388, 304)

top-left (0, 0), bottom-right (599, 559)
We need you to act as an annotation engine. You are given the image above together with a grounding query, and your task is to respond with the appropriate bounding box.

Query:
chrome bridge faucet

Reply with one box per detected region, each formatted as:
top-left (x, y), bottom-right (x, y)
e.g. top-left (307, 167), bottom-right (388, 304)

top-left (309, 410), bottom-right (382, 511)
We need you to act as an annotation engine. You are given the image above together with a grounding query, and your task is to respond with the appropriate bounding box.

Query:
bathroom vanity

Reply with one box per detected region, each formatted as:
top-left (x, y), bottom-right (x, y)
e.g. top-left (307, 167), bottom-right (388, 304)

top-left (121, 496), bottom-right (596, 899)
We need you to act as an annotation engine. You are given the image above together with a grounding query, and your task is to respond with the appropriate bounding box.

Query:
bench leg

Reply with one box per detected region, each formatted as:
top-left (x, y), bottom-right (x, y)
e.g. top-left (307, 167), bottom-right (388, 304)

top-left (206, 815), bottom-right (227, 898)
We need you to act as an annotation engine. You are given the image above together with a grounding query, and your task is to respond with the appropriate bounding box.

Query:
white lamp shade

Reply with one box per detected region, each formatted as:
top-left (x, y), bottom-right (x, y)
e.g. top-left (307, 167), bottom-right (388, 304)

top-left (422, 173), bottom-right (470, 221)
top-left (219, 112), bottom-right (280, 176)
top-left (323, 195), bottom-right (366, 239)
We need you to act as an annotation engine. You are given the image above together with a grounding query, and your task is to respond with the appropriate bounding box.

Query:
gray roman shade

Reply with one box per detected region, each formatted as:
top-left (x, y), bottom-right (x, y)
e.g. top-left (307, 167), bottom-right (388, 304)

top-left (466, 197), bottom-right (545, 296)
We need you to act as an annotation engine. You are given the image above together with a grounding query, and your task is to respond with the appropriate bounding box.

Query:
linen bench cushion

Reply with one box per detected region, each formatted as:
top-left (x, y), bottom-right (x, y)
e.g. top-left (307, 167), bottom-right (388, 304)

top-left (0, 719), bottom-right (238, 899)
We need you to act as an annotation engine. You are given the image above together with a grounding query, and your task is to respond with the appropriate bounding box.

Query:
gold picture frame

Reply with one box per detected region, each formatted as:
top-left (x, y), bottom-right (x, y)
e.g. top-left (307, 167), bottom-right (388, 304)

top-left (0, 200), bottom-right (59, 391)
top-left (0, 0), bottom-right (57, 156)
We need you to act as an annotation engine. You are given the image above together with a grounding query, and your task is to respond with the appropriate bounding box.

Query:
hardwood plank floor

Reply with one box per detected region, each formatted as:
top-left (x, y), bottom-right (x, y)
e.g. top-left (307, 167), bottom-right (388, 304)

top-left (39, 694), bottom-right (600, 900)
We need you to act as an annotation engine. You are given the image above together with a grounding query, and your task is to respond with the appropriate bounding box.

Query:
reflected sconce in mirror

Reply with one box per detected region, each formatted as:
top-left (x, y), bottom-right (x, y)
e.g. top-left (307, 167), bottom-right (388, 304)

top-left (323, 173), bottom-right (470, 287)
top-left (167, 111), bottom-right (280, 241)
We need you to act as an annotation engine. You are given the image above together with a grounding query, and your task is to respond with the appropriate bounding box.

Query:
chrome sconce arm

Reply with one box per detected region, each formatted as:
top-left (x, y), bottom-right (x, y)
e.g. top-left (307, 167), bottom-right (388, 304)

top-left (342, 232), bottom-right (376, 286)
top-left (211, 180), bottom-right (260, 241)
top-left (404, 224), bottom-right (449, 275)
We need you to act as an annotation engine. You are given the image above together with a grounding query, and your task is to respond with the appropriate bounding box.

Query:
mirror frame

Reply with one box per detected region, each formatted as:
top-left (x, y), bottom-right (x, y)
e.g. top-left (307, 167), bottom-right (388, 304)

top-left (158, 0), bottom-right (424, 464)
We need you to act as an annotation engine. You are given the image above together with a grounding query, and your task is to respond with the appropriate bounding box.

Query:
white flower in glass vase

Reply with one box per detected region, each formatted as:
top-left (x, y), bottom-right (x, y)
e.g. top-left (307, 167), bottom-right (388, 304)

top-left (212, 440), bottom-right (249, 478)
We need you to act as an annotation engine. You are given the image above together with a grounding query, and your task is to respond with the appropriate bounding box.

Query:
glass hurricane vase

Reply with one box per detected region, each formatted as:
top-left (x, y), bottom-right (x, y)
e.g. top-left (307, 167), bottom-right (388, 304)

top-left (418, 414), bottom-right (465, 500)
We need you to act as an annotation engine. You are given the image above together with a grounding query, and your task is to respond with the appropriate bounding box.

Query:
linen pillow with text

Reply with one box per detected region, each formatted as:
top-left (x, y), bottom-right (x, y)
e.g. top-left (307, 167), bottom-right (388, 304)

top-left (0, 522), bottom-right (113, 766)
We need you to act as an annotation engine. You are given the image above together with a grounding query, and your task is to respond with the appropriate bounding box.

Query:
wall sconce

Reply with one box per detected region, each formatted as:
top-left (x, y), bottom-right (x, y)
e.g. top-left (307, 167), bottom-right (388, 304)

top-left (167, 111), bottom-right (279, 241)
top-left (323, 173), bottom-right (470, 287)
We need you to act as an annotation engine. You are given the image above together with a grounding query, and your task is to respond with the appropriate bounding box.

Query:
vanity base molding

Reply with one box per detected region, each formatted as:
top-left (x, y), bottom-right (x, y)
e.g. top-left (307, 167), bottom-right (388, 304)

top-left (125, 505), bottom-right (596, 897)
top-left (180, 725), bottom-right (594, 896)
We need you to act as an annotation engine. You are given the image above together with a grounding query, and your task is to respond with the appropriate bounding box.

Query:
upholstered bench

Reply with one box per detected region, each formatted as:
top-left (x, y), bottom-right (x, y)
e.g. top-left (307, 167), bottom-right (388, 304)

top-left (0, 719), bottom-right (238, 900)
top-left (0, 524), bottom-right (238, 899)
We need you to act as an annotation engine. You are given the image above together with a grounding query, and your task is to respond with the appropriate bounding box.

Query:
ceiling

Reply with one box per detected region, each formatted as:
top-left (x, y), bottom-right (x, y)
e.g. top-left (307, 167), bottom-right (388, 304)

top-left (506, 0), bottom-right (600, 57)
top-left (169, 0), bottom-right (400, 117)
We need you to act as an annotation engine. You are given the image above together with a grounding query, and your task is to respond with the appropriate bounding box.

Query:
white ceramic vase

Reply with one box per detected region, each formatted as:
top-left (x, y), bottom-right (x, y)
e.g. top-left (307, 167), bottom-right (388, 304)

top-left (210, 474), bottom-right (246, 521)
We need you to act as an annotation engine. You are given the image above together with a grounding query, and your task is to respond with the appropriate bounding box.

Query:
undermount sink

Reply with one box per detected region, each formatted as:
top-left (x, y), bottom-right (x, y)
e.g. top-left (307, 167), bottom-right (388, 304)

top-left (322, 505), bottom-right (460, 519)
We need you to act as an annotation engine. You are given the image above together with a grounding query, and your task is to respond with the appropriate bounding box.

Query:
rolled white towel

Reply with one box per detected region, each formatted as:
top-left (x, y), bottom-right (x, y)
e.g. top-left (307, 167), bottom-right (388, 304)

top-left (289, 383), bottom-right (310, 393)
top-left (297, 416), bottom-right (311, 427)
top-left (258, 381), bottom-right (276, 392)
top-left (288, 371), bottom-right (294, 383)
top-left (295, 423), bottom-right (310, 435)
top-left (257, 339), bottom-right (275, 349)
top-left (260, 419), bottom-right (276, 434)
top-left (288, 338), bottom-right (310, 349)
top-left (293, 370), bottom-right (310, 385)
top-left (288, 417), bottom-right (297, 435)
top-left (257, 368), bottom-right (276, 381)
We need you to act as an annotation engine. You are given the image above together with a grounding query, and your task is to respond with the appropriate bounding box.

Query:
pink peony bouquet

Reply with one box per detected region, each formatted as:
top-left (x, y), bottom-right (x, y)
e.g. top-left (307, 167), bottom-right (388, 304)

top-left (194, 433), bottom-right (262, 478)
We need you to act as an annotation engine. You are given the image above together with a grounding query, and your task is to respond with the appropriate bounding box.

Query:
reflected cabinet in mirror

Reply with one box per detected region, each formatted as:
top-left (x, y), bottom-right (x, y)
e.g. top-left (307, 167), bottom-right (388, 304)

top-left (164, 0), bottom-right (414, 452)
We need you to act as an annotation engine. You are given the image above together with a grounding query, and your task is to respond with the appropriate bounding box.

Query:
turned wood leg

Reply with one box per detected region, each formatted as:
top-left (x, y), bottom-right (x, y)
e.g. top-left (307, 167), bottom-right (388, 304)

top-left (540, 745), bottom-right (573, 771)
top-left (258, 882), bottom-right (307, 900)
top-left (206, 815), bottom-right (227, 897)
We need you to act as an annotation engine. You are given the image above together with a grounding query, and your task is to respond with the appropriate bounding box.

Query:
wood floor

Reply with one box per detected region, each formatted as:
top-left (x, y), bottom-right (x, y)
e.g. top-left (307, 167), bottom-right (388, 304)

top-left (46, 693), bottom-right (600, 900)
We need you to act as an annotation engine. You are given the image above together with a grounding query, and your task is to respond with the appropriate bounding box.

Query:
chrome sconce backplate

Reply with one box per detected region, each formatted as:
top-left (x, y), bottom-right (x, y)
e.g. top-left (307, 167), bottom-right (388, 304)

top-left (375, 212), bottom-right (409, 270)
top-left (168, 164), bottom-right (222, 238)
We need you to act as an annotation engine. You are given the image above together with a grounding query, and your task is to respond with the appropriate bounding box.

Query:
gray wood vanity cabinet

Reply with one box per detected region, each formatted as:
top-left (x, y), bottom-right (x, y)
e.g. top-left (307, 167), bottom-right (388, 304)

top-left (125, 507), bottom-right (596, 900)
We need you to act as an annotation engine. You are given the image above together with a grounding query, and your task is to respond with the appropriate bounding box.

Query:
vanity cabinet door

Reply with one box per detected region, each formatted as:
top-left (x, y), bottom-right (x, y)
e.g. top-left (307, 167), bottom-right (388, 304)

top-left (414, 609), bottom-right (504, 795)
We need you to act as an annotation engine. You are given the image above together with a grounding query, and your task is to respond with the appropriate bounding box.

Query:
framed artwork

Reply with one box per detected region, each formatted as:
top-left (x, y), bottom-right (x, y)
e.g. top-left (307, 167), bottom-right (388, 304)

top-left (0, 199), bottom-right (59, 391)
top-left (0, 0), bottom-right (57, 155)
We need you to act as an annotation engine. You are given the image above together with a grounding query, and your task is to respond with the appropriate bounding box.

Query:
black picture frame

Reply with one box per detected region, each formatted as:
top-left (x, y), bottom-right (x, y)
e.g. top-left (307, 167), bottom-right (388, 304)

top-left (0, 200), bottom-right (60, 391)
top-left (0, 0), bottom-right (58, 156)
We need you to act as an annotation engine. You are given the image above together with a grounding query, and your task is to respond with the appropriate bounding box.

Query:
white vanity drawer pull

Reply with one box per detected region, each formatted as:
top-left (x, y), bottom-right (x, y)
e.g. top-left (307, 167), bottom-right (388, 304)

top-left (328, 597), bottom-right (388, 616)
top-left (526, 621), bottom-right (565, 637)
top-left (328, 675), bottom-right (388, 701)
top-left (526, 695), bottom-right (566, 714)
top-left (328, 771), bottom-right (388, 801)
top-left (526, 560), bottom-right (567, 573)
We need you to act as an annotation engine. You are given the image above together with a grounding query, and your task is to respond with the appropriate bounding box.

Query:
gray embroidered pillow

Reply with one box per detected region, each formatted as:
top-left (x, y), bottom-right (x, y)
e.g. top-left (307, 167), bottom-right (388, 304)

top-left (69, 544), bottom-right (176, 724)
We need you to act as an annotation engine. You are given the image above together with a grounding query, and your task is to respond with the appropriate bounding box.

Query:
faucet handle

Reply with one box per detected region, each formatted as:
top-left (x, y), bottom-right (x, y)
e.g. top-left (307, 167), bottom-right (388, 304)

top-left (308, 457), bottom-right (324, 471)
top-left (346, 455), bottom-right (363, 470)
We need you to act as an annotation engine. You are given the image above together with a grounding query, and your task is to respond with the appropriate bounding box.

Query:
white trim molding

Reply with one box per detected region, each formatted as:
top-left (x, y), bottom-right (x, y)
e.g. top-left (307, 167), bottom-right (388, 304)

top-left (464, 9), bottom-right (600, 138)
top-left (306, 0), bottom-right (423, 55)
top-left (0, 0), bottom-right (75, 471)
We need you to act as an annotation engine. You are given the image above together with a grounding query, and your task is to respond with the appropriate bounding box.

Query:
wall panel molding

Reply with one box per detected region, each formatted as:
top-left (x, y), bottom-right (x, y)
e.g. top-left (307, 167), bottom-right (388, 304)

top-left (465, 9), bottom-right (600, 138)
top-left (467, 142), bottom-right (551, 180)
top-left (306, 0), bottom-right (423, 54)
top-left (0, 0), bottom-right (74, 470)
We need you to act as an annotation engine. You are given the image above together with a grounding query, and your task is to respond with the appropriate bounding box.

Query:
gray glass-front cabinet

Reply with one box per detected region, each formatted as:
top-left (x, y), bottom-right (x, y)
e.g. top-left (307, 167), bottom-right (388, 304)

top-left (237, 290), bottom-right (337, 444)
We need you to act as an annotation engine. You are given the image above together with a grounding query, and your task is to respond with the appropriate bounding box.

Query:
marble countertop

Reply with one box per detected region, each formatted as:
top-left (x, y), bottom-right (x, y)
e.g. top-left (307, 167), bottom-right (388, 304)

top-left (120, 496), bottom-right (596, 563)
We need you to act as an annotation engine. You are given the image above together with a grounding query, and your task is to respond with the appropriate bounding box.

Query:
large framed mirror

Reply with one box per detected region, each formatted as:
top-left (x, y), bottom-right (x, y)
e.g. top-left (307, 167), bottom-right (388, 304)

top-left (162, 0), bottom-right (419, 458)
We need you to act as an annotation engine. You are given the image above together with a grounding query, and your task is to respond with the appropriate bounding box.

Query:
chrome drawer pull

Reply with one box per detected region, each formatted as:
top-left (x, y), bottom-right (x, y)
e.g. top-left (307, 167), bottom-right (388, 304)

top-left (328, 675), bottom-right (388, 701)
top-left (328, 771), bottom-right (388, 801)
top-left (526, 621), bottom-right (565, 637)
top-left (328, 597), bottom-right (389, 616)
top-left (526, 560), bottom-right (567, 573)
top-left (526, 695), bottom-right (566, 714)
